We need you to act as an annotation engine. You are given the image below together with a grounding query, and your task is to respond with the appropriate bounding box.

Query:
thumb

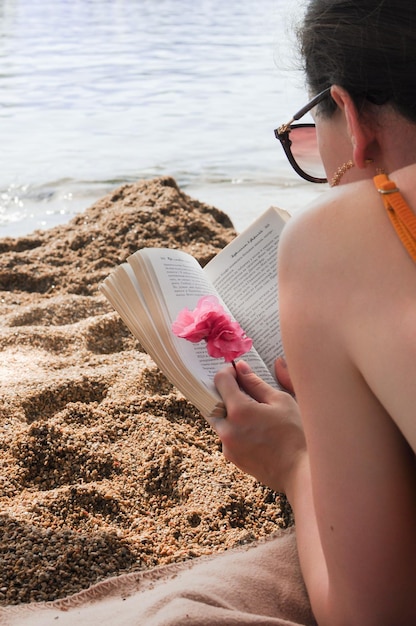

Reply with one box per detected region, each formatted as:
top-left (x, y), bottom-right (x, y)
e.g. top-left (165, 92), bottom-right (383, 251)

top-left (235, 360), bottom-right (278, 404)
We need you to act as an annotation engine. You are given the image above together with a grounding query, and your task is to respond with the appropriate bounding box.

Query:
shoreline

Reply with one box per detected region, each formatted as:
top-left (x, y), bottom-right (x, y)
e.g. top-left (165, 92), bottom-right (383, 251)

top-left (0, 176), bottom-right (322, 240)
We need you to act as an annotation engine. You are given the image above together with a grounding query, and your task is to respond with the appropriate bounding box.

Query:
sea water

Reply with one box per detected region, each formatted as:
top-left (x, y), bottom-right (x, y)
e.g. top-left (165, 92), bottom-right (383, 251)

top-left (0, 0), bottom-right (326, 237)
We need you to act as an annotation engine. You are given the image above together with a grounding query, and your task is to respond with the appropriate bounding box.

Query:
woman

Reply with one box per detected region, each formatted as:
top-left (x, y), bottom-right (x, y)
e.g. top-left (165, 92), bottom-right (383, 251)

top-left (214, 1), bottom-right (416, 624)
top-left (7, 2), bottom-right (414, 624)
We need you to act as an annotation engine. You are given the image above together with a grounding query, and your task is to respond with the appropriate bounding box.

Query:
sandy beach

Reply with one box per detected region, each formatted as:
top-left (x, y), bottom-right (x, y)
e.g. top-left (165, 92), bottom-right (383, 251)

top-left (0, 177), bottom-right (293, 606)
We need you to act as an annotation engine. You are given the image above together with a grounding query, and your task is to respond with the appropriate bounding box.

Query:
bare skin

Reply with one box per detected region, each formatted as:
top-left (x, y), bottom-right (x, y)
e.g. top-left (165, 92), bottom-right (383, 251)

top-left (213, 88), bottom-right (416, 625)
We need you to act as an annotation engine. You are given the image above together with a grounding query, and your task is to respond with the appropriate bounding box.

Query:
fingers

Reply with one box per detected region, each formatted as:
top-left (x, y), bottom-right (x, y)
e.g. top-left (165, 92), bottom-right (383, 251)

top-left (215, 360), bottom-right (280, 407)
top-left (235, 360), bottom-right (282, 404)
top-left (275, 357), bottom-right (295, 394)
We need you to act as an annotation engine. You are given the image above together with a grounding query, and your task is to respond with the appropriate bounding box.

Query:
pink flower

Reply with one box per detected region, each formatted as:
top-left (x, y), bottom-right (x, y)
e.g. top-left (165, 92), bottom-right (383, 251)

top-left (171, 295), bottom-right (252, 363)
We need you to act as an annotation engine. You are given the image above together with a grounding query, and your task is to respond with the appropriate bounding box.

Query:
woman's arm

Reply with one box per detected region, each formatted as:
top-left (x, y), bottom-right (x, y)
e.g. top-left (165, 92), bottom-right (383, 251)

top-left (215, 314), bottom-right (416, 626)
top-left (277, 200), bottom-right (416, 625)
top-left (213, 363), bottom-right (330, 624)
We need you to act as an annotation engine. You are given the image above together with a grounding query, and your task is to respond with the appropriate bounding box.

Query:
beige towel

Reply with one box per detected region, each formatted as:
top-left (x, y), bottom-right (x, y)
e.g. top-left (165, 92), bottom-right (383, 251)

top-left (0, 528), bottom-right (317, 625)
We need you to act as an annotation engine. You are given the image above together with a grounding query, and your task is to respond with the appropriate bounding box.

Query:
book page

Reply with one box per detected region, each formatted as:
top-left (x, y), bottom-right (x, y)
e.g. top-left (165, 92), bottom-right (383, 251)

top-left (129, 248), bottom-right (278, 389)
top-left (203, 207), bottom-right (288, 376)
top-left (101, 261), bottom-right (225, 418)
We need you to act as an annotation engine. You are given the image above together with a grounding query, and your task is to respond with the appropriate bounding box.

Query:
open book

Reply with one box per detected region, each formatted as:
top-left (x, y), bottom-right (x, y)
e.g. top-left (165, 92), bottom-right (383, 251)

top-left (100, 206), bottom-right (290, 418)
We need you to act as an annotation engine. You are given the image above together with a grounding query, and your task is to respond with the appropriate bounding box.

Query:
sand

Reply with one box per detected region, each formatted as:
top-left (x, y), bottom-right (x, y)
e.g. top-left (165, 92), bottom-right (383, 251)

top-left (0, 176), bottom-right (292, 606)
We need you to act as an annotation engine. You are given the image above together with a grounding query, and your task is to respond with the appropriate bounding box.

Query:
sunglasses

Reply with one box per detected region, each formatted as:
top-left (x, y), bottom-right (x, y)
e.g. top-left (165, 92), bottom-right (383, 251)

top-left (274, 87), bottom-right (331, 184)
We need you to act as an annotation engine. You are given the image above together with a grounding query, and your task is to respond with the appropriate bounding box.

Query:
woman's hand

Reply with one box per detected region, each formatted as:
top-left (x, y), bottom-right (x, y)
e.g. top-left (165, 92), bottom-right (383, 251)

top-left (212, 360), bottom-right (306, 493)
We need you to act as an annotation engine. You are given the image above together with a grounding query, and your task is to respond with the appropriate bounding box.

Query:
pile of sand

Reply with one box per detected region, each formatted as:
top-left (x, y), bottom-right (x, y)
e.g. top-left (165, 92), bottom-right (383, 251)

top-left (0, 177), bottom-right (292, 605)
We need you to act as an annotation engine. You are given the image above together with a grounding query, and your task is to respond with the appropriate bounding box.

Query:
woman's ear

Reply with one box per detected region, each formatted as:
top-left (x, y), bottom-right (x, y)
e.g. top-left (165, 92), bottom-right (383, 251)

top-left (330, 85), bottom-right (376, 169)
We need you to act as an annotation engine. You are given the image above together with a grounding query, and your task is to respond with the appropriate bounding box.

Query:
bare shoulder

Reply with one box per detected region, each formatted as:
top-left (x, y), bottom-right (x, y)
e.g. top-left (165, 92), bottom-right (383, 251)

top-left (279, 178), bottom-right (376, 284)
top-left (280, 167), bottom-right (416, 280)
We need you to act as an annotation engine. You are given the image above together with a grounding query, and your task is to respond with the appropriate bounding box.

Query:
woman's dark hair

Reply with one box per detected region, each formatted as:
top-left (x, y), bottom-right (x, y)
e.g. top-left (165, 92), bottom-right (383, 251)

top-left (298, 0), bottom-right (416, 121)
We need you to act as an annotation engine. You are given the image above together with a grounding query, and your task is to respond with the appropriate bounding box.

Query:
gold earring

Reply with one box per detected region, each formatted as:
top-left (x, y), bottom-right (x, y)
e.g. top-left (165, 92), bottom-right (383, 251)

top-left (330, 159), bottom-right (354, 187)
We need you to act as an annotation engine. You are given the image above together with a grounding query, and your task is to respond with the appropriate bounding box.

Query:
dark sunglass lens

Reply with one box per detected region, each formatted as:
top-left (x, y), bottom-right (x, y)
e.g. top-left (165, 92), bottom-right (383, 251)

top-left (290, 126), bottom-right (326, 180)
